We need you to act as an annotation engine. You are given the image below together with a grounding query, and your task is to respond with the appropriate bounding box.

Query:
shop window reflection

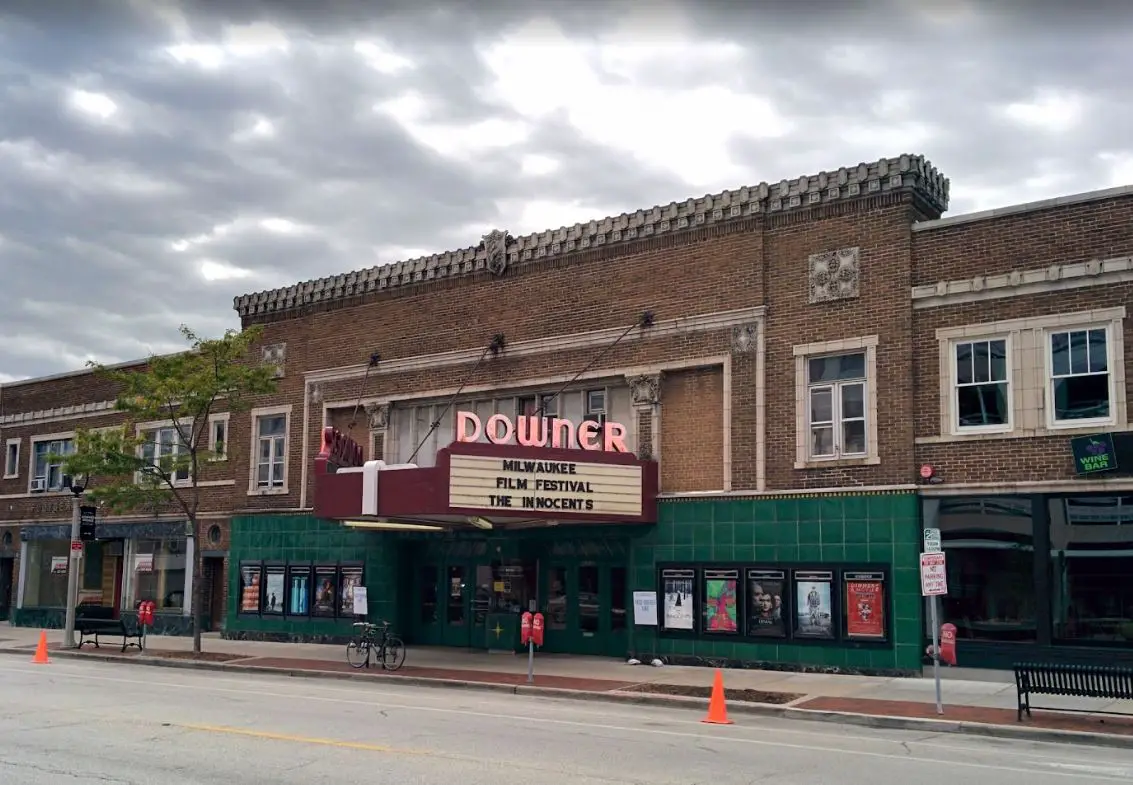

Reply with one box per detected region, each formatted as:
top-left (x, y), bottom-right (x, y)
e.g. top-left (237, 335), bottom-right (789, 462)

top-left (1050, 496), bottom-right (1133, 646)
top-left (610, 567), bottom-right (627, 631)
top-left (579, 564), bottom-right (599, 634)
top-left (547, 567), bottom-right (567, 630)
top-left (926, 496), bottom-right (1036, 643)
top-left (446, 566), bottom-right (465, 624)
top-left (420, 565), bottom-right (438, 624)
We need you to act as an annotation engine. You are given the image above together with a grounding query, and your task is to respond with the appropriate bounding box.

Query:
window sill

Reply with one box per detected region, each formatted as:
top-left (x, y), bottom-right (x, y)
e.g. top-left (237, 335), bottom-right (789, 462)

top-left (3, 474), bottom-right (18, 480)
top-left (248, 487), bottom-right (289, 496)
top-left (794, 455), bottom-right (880, 470)
top-left (1045, 418), bottom-right (1119, 432)
top-left (917, 424), bottom-right (1131, 445)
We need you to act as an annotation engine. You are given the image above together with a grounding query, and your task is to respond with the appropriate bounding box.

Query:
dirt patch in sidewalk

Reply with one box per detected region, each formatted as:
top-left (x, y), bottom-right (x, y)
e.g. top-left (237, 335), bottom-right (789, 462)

top-left (147, 650), bottom-right (251, 663)
top-left (623, 683), bottom-right (803, 704)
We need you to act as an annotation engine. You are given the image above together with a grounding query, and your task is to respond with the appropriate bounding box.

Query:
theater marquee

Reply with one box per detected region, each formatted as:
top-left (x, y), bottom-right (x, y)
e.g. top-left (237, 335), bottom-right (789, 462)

top-left (448, 454), bottom-right (643, 517)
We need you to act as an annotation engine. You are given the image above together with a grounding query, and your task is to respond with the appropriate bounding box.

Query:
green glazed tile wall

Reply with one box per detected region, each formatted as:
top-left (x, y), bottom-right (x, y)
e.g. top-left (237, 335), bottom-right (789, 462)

top-left (630, 493), bottom-right (923, 672)
top-left (227, 514), bottom-right (401, 635)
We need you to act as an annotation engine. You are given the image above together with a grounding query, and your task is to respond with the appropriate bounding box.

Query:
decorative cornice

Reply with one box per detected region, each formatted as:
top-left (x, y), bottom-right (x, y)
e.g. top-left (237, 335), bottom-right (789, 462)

top-left (235, 154), bottom-right (949, 319)
top-left (912, 255), bottom-right (1133, 309)
top-left (0, 400), bottom-right (117, 427)
top-left (304, 306), bottom-right (766, 384)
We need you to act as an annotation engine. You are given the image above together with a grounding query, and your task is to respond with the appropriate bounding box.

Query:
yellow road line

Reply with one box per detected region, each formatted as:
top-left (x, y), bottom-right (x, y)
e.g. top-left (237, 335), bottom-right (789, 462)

top-left (178, 723), bottom-right (430, 755)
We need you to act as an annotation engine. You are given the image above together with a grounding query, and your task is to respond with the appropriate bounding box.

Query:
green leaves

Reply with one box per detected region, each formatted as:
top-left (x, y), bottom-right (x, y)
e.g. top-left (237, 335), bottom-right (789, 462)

top-left (60, 324), bottom-right (279, 517)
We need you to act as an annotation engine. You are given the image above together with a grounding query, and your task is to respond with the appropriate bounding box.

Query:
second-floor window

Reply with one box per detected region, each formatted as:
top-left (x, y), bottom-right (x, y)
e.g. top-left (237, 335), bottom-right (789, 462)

top-left (807, 353), bottom-right (866, 459)
top-left (142, 427), bottom-right (189, 484)
top-left (1049, 328), bottom-right (1111, 424)
top-left (955, 339), bottom-right (1009, 430)
top-left (31, 438), bottom-right (73, 492)
top-left (256, 414), bottom-right (286, 489)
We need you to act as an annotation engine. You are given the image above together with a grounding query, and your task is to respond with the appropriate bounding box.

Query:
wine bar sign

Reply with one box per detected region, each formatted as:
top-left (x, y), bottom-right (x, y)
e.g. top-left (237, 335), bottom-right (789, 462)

top-left (448, 454), bottom-right (643, 517)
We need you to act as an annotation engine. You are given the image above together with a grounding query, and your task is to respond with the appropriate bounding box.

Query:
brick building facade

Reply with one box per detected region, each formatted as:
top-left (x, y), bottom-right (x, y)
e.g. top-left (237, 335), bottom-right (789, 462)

top-left (2, 153), bottom-right (1130, 673)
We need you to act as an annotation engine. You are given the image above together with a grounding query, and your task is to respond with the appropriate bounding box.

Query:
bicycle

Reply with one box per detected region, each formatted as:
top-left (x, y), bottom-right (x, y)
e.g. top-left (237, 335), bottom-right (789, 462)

top-left (345, 620), bottom-right (406, 671)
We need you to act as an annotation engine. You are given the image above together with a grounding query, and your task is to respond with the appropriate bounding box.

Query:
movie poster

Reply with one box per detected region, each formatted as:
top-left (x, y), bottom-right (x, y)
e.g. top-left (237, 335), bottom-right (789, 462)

top-left (239, 563), bottom-right (261, 614)
top-left (746, 569), bottom-right (786, 638)
top-left (661, 568), bottom-right (695, 630)
top-left (702, 568), bottom-right (739, 633)
top-left (312, 565), bottom-right (338, 618)
top-left (288, 565), bottom-right (310, 616)
top-left (844, 571), bottom-right (886, 640)
top-left (262, 566), bottom-right (285, 615)
top-left (793, 570), bottom-right (834, 639)
top-left (339, 564), bottom-right (364, 616)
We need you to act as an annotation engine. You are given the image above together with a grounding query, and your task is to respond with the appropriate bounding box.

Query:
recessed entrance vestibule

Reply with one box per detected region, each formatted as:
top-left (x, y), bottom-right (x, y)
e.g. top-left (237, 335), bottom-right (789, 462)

top-left (403, 527), bottom-right (644, 658)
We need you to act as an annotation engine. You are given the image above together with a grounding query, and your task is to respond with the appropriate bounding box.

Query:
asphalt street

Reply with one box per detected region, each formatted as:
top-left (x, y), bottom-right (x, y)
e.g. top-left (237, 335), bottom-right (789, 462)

top-left (1, 656), bottom-right (1133, 784)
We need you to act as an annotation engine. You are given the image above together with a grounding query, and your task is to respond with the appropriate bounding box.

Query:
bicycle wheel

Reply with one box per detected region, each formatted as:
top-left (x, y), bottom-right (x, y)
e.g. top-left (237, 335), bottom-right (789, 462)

top-left (380, 636), bottom-right (406, 672)
top-left (346, 639), bottom-right (370, 669)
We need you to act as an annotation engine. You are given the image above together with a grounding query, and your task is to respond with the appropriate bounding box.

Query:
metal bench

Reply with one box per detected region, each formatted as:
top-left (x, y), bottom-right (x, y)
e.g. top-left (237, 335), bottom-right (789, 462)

top-left (1014, 662), bottom-right (1133, 721)
top-left (76, 605), bottom-right (145, 653)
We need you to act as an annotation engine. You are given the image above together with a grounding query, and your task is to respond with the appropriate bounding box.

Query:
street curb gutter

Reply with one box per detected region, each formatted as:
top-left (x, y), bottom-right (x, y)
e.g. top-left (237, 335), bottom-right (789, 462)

top-left (5, 647), bottom-right (1130, 750)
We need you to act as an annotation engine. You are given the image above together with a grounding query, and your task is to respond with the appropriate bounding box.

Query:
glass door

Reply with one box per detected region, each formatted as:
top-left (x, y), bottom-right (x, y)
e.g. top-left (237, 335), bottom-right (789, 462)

top-left (414, 564), bottom-right (442, 646)
top-left (442, 564), bottom-right (471, 648)
top-left (542, 563), bottom-right (571, 653)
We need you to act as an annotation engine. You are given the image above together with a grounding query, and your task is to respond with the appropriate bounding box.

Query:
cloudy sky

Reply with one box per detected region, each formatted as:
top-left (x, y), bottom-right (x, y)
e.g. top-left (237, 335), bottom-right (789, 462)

top-left (0, 1), bottom-right (1130, 383)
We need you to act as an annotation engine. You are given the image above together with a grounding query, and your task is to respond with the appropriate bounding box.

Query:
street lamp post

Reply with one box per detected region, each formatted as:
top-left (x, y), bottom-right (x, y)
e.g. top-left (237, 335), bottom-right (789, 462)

top-left (62, 476), bottom-right (87, 649)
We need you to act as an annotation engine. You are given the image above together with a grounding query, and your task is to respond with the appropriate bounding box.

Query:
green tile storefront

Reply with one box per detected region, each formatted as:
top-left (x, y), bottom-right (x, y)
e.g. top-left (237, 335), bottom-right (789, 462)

top-left (226, 492), bottom-right (923, 674)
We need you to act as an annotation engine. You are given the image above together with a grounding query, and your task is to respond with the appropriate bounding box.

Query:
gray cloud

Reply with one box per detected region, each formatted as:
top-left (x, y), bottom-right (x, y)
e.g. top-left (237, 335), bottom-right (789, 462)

top-left (0, 0), bottom-right (1130, 382)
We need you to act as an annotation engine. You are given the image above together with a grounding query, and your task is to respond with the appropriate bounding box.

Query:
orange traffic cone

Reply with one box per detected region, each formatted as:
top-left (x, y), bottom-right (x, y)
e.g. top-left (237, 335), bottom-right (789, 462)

top-left (701, 669), bottom-right (733, 725)
top-left (31, 630), bottom-right (50, 664)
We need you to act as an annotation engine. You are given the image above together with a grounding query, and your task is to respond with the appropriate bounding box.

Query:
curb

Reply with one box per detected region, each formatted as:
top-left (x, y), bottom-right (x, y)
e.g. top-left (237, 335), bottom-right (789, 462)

top-left (4, 647), bottom-right (1130, 749)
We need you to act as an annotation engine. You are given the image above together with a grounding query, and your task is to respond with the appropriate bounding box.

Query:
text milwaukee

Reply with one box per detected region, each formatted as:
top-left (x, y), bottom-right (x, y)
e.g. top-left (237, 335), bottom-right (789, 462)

top-left (501, 460), bottom-right (578, 474)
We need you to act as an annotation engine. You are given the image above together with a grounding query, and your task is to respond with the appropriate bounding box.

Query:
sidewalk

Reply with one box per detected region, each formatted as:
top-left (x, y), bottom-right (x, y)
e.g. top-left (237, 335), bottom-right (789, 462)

top-left (4, 625), bottom-right (1132, 746)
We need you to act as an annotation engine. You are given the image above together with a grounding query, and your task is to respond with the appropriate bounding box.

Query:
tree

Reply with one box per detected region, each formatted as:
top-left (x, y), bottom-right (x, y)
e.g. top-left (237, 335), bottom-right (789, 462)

top-left (60, 325), bottom-right (279, 654)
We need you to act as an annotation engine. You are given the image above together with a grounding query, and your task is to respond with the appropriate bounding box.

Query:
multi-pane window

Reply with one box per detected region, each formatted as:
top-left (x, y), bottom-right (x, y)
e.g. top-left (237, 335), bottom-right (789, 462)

top-left (31, 439), bottom-right (73, 492)
top-left (955, 339), bottom-right (1009, 429)
top-left (1049, 328), bottom-right (1111, 423)
top-left (210, 417), bottom-right (228, 460)
top-left (256, 414), bottom-right (287, 489)
top-left (4, 440), bottom-right (18, 477)
top-left (142, 427), bottom-right (189, 483)
top-left (516, 393), bottom-right (559, 418)
top-left (807, 353), bottom-right (866, 459)
top-left (585, 389), bottom-right (606, 417)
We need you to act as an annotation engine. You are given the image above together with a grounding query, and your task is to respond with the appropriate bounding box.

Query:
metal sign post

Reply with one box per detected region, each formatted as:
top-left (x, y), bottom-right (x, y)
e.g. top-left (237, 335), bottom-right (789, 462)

top-left (527, 637), bottom-right (535, 684)
top-left (920, 549), bottom-right (948, 716)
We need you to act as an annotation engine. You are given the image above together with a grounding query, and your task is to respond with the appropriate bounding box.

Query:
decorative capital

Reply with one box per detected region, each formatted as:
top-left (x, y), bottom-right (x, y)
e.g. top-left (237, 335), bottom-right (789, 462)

top-left (808, 247), bottom-right (860, 304)
top-left (365, 402), bottom-right (390, 431)
top-left (731, 323), bottom-right (759, 354)
top-left (481, 229), bottom-right (510, 276)
top-left (626, 374), bottom-right (661, 410)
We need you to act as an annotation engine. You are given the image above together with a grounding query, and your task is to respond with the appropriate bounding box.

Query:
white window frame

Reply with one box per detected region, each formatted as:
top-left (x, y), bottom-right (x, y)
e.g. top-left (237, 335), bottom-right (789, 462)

top-left (805, 354), bottom-right (867, 460)
top-left (28, 432), bottom-right (75, 493)
top-left (135, 420), bottom-right (192, 487)
top-left (4, 438), bottom-right (20, 479)
top-left (950, 334), bottom-right (1014, 435)
top-left (1045, 323), bottom-right (1117, 430)
top-left (793, 336), bottom-right (880, 469)
top-left (208, 413), bottom-right (230, 461)
top-left (584, 388), bottom-right (607, 417)
top-left (249, 405), bottom-right (291, 495)
top-left (930, 308), bottom-right (1127, 443)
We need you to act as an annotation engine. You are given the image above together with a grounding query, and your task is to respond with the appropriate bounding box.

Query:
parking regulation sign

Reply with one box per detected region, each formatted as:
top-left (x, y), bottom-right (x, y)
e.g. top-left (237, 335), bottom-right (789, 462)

top-left (920, 552), bottom-right (948, 596)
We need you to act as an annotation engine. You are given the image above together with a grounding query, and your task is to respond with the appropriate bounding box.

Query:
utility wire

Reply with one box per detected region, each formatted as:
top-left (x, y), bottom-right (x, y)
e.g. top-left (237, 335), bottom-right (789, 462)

top-left (534, 311), bottom-right (654, 419)
top-left (347, 352), bottom-right (383, 431)
top-left (406, 334), bottom-right (506, 464)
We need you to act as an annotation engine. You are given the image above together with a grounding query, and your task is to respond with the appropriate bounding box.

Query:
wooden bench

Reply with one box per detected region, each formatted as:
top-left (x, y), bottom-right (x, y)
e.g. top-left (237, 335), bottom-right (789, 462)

top-left (1014, 662), bottom-right (1133, 721)
top-left (76, 605), bottom-right (145, 653)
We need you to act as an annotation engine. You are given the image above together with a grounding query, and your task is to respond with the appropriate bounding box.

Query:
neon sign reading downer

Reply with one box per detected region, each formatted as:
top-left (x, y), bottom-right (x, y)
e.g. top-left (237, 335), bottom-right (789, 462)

top-left (455, 410), bottom-right (628, 452)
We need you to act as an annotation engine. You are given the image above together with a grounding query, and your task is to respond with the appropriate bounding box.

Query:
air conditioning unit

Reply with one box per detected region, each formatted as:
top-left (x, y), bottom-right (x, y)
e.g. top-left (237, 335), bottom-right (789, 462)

top-left (30, 478), bottom-right (46, 492)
